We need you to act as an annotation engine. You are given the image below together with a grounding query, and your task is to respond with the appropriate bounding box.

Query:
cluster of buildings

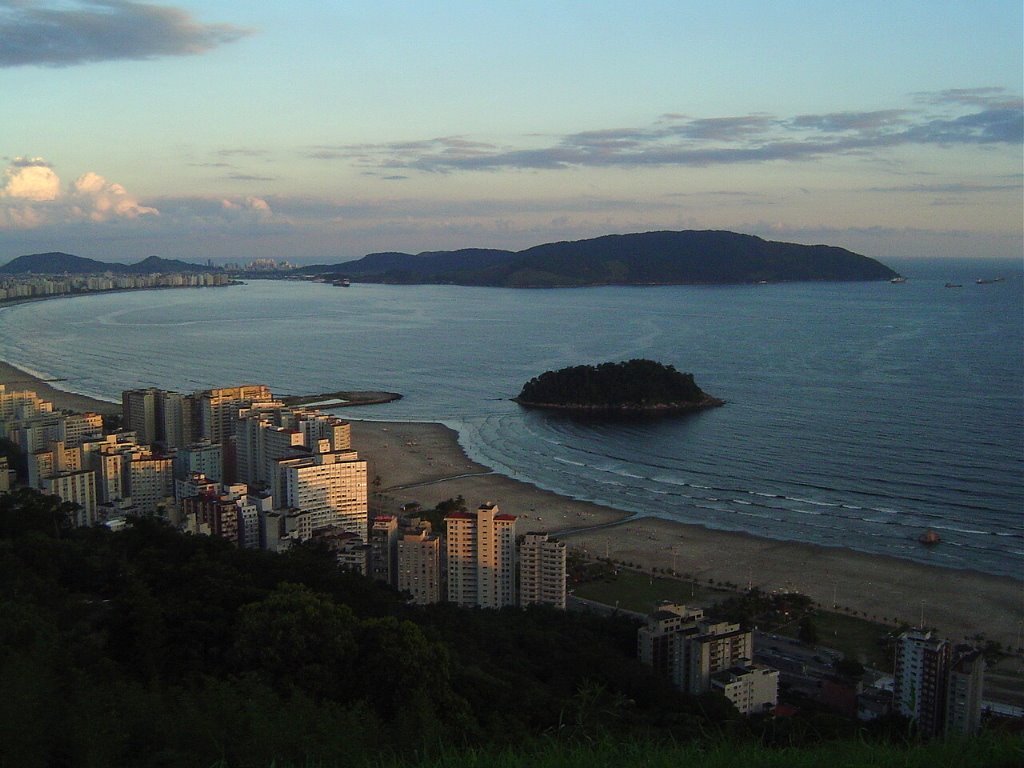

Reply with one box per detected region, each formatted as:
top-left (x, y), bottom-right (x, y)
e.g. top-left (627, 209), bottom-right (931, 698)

top-left (894, 629), bottom-right (986, 737)
top-left (1, 381), bottom-right (566, 611)
top-left (638, 602), bottom-right (778, 715)
top-left (0, 272), bottom-right (232, 302)
top-left (3, 379), bottom-right (994, 728)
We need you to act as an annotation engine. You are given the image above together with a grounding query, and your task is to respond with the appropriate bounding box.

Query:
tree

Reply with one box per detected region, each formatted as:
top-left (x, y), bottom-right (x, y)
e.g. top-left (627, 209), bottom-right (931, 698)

top-left (798, 616), bottom-right (819, 645)
top-left (233, 583), bottom-right (358, 699)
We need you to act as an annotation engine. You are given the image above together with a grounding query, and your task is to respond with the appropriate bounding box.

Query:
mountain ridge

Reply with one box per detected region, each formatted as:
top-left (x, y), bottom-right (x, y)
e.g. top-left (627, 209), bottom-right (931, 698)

top-left (1, 251), bottom-right (216, 275)
top-left (301, 230), bottom-right (898, 286)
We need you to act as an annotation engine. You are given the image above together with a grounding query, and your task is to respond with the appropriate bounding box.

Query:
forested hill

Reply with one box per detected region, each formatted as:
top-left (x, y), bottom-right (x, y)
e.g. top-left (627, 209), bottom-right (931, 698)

top-left (1, 251), bottom-right (214, 274)
top-left (305, 230), bottom-right (898, 287)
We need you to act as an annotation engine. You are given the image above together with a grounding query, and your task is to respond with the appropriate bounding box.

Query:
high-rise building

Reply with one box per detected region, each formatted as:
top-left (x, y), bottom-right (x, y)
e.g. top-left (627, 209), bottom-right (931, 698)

top-left (122, 388), bottom-right (159, 445)
top-left (126, 451), bottom-right (175, 516)
top-left (0, 383), bottom-right (53, 423)
top-left (197, 384), bottom-right (272, 445)
top-left (370, 515), bottom-right (399, 586)
top-left (518, 531), bottom-right (567, 610)
top-left (28, 441), bottom-right (81, 488)
top-left (174, 440), bottom-right (223, 483)
top-left (680, 619), bottom-right (754, 695)
top-left (637, 603), bottom-right (757, 699)
top-left (894, 630), bottom-right (951, 738)
top-left (397, 526), bottom-right (441, 605)
top-left (637, 603), bottom-right (706, 681)
top-left (43, 469), bottom-right (97, 527)
top-left (945, 647), bottom-right (985, 736)
top-left (159, 391), bottom-right (196, 449)
top-left (445, 502), bottom-right (517, 609)
top-left (58, 412), bottom-right (104, 448)
top-left (278, 449), bottom-right (368, 540)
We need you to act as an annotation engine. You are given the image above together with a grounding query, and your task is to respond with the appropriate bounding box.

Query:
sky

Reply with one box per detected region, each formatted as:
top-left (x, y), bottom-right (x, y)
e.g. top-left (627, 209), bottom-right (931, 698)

top-left (0, 1), bottom-right (1021, 265)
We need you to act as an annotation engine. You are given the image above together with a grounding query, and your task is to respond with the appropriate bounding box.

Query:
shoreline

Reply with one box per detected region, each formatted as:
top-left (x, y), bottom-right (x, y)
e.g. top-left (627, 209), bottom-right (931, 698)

top-left (2, 359), bottom-right (1020, 651)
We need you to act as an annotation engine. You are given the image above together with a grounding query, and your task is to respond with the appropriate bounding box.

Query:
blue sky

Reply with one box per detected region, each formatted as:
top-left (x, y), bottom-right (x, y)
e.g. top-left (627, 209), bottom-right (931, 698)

top-left (1, 1), bottom-right (1021, 264)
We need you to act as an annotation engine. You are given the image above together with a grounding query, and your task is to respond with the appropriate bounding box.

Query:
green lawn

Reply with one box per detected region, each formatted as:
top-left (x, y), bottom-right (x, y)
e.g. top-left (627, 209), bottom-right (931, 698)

top-left (571, 568), bottom-right (730, 613)
top-left (573, 568), bottom-right (895, 669)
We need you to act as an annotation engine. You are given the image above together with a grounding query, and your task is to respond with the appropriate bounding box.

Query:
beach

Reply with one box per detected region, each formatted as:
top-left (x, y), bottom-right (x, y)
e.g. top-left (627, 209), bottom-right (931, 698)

top-left (2, 359), bottom-right (1020, 653)
top-left (352, 418), bottom-right (1022, 653)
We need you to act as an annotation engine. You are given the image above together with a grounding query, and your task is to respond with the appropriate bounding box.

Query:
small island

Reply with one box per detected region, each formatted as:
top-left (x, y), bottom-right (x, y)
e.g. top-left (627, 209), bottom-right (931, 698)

top-left (513, 359), bottom-right (724, 414)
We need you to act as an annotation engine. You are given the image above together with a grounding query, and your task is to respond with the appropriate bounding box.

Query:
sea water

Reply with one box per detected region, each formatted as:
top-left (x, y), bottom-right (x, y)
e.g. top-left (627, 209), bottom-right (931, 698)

top-left (1, 261), bottom-right (1020, 579)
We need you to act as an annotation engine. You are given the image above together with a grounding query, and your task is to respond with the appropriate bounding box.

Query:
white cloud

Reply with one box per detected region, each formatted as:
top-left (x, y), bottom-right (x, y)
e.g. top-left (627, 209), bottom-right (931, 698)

top-left (0, 158), bottom-right (158, 228)
top-left (1, 158), bottom-right (60, 200)
top-left (70, 171), bottom-right (159, 221)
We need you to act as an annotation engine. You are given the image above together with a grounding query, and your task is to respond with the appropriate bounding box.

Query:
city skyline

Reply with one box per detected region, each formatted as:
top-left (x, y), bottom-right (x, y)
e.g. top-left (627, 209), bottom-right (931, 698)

top-left (1, 1), bottom-right (1021, 264)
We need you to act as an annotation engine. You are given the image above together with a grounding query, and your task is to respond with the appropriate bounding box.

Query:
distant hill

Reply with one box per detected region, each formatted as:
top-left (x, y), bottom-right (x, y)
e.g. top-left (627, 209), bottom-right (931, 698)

top-left (1, 252), bottom-right (216, 275)
top-left (302, 230), bottom-right (897, 286)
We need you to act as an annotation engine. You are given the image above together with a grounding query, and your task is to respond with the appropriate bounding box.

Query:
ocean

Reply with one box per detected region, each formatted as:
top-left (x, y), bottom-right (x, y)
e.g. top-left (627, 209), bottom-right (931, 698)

top-left (1, 260), bottom-right (1021, 579)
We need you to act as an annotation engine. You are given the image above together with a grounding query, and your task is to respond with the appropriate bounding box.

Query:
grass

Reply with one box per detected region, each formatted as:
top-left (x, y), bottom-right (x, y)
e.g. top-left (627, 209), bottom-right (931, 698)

top-left (571, 567), bottom-right (732, 614)
top-left (572, 566), bottom-right (897, 669)
top-left (799, 611), bottom-right (894, 670)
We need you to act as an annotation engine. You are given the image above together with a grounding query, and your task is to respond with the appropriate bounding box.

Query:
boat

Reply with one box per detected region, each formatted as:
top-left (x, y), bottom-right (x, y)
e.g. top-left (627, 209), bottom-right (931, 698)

top-left (976, 277), bottom-right (1004, 285)
top-left (918, 530), bottom-right (941, 546)
top-left (890, 277), bottom-right (907, 284)
top-left (332, 278), bottom-right (351, 287)
top-left (944, 283), bottom-right (962, 288)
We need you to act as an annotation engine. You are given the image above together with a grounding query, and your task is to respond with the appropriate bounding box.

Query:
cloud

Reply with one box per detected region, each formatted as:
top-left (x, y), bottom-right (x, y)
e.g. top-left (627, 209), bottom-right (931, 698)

top-left (312, 89), bottom-right (1022, 174)
top-left (0, 158), bottom-right (157, 228)
top-left (867, 181), bottom-right (1024, 194)
top-left (226, 173), bottom-right (277, 182)
top-left (69, 171), bottom-right (158, 220)
top-left (0, 0), bottom-right (251, 68)
top-left (1, 157), bottom-right (60, 200)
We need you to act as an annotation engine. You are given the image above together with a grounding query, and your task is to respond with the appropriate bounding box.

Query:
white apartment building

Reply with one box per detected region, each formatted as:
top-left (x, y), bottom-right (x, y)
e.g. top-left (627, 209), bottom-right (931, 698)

top-left (43, 470), bottom-right (97, 527)
top-left (58, 412), bottom-right (104, 448)
top-left (127, 452), bottom-right (175, 516)
top-left (279, 450), bottom-right (368, 540)
top-left (710, 664), bottom-right (779, 715)
top-left (445, 502), bottom-right (517, 609)
top-left (0, 383), bottom-right (53, 424)
top-left (28, 441), bottom-right (81, 488)
top-left (174, 440), bottom-right (223, 483)
top-left (198, 384), bottom-right (272, 444)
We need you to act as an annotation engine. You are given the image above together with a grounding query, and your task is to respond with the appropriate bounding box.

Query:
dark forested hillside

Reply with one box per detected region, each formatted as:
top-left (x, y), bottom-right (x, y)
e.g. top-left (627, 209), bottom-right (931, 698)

top-left (306, 230), bottom-right (897, 287)
top-left (515, 359), bottom-right (724, 413)
top-left (1, 251), bottom-right (214, 274)
top-left (1, 488), bottom-right (1006, 766)
top-left (0, 488), bottom-right (705, 766)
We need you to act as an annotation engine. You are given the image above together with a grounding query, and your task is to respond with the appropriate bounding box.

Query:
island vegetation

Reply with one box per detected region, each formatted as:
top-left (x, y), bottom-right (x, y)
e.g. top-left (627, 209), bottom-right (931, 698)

top-left (301, 229), bottom-right (899, 287)
top-left (514, 359), bottom-right (724, 414)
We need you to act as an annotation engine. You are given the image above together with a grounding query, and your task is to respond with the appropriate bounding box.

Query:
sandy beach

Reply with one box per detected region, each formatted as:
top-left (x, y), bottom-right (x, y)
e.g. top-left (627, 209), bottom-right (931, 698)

top-left (351, 418), bottom-right (1022, 653)
top-left (0, 360), bottom-right (120, 415)
top-left (2, 359), bottom-right (1020, 652)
